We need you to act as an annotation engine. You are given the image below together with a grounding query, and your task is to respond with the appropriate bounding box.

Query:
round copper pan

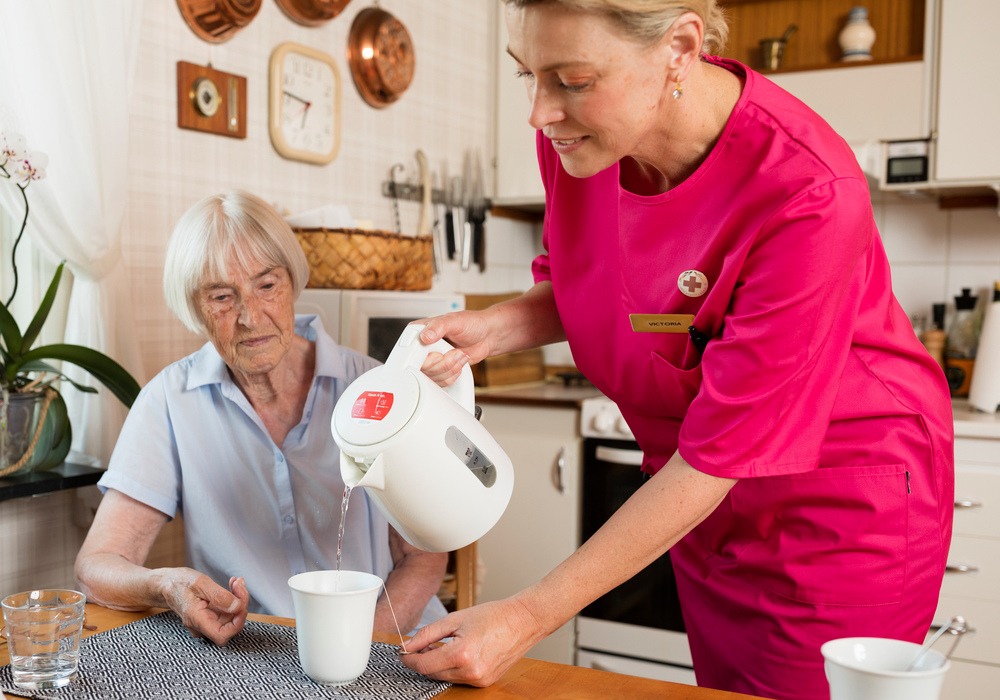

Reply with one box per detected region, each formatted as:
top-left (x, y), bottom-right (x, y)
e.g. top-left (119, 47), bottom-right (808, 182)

top-left (275, 0), bottom-right (351, 27)
top-left (176, 0), bottom-right (262, 44)
top-left (347, 7), bottom-right (415, 109)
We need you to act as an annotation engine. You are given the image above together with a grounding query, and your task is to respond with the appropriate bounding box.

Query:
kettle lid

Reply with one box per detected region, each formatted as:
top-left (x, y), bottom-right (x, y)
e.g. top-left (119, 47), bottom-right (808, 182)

top-left (332, 365), bottom-right (421, 447)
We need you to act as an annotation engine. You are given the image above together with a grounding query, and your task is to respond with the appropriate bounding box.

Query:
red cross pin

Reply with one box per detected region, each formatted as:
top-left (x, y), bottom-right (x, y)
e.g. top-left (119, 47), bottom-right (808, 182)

top-left (677, 270), bottom-right (708, 297)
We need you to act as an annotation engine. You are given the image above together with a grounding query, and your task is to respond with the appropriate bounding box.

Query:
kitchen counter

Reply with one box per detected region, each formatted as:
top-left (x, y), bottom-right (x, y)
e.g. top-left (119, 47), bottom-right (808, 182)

top-left (952, 400), bottom-right (1000, 439)
top-left (475, 379), bottom-right (603, 408)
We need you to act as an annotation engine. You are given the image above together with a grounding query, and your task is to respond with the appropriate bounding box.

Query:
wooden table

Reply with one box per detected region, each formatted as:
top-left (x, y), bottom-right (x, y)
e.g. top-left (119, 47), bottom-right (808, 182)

top-left (1, 604), bottom-right (767, 699)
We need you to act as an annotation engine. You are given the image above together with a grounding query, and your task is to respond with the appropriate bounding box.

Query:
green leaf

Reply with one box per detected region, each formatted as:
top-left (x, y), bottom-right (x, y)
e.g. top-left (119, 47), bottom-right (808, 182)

top-left (20, 262), bottom-right (64, 353)
top-left (17, 344), bottom-right (140, 407)
top-left (15, 359), bottom-right (99, 394)
top-left (0, 300), bottom-right (25, 358)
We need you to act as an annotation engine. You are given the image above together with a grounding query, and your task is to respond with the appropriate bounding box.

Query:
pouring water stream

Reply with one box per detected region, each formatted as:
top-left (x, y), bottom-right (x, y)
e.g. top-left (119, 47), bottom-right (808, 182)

top-left (336, 485), bottom-right (410, 654)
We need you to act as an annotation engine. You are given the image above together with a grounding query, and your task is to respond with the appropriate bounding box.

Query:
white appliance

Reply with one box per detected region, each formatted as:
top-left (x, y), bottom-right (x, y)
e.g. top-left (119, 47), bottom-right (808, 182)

top-left (295, 289), bottom-right (464, 362)
top-left (333, 324), bottom-right (515, 553)
top-left (576, 397), bottom-right (696, 686)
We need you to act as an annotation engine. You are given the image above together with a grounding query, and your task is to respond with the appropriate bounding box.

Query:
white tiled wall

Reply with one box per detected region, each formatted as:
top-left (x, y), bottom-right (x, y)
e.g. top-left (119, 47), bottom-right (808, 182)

top-left (876, 189), bottom-right (1000, 327)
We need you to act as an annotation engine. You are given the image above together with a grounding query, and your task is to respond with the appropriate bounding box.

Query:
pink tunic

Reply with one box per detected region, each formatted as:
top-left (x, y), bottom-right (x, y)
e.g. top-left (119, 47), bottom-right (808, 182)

top-left (533, 58), bottom-right (953, 700)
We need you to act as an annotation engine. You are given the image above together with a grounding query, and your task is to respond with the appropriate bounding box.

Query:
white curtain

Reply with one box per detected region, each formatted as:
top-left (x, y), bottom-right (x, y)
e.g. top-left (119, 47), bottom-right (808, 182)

top-left (0, 0), bottom-right (146, 467)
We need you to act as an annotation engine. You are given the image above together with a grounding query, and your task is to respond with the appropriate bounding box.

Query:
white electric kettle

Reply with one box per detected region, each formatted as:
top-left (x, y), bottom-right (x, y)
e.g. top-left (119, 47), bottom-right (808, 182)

top-left (332, 324), bottom-right (514, 552)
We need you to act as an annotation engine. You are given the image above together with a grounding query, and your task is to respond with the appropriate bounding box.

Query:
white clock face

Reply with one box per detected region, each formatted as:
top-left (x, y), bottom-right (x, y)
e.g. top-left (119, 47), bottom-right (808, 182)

top-left (269, 43), bottom-right (341, 164)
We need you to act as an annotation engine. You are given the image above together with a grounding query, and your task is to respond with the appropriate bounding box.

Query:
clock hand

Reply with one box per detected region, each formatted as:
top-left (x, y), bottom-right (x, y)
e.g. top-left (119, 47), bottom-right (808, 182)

top-left (301, 101), bottom-right (312, 129)
top-left (283, 89), bottom-right (310, 105)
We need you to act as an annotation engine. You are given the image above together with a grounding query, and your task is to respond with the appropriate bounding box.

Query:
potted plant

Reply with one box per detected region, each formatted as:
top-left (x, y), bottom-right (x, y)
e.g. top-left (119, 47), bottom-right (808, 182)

top-left (0, 129), bottom-right (140, 475)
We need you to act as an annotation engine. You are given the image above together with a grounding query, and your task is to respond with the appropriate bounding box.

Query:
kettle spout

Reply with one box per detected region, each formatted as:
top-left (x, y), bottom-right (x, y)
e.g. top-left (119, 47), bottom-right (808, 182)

top-left (340, 451), bottom-right (386, 491)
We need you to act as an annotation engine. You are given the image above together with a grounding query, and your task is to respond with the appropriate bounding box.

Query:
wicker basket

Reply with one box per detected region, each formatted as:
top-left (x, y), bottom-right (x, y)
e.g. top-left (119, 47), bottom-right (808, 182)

top-left (295, 228), bottom-right (432, 291)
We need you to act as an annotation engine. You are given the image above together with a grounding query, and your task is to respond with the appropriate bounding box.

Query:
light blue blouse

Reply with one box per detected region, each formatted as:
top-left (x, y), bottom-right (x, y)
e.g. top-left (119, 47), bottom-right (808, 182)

top-left (98, 315), bottom-right (446, 627)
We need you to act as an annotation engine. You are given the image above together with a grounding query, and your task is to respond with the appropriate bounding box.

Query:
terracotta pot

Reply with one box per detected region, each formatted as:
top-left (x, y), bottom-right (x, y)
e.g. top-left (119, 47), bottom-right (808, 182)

top-left (0, 389), bottom-right (71, 476)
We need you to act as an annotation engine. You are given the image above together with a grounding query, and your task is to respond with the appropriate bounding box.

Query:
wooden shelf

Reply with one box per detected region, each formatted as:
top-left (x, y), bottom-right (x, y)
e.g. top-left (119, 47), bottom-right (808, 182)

top-left (719, 0), bottom-right (925, 72)
top-left (0, 462), bottom-right (103, 503)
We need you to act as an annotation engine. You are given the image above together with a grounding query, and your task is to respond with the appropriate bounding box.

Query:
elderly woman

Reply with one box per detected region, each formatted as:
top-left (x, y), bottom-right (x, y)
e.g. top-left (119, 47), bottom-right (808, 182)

top-left (75, 190), bottom-right (447, 645)
top-left (401, 2), bottom-right (954, 699)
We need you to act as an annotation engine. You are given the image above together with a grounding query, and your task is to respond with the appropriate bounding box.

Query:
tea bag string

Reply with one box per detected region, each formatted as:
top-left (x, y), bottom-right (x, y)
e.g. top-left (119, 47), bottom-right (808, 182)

top-left (380, 583), bottom-right (409, 653)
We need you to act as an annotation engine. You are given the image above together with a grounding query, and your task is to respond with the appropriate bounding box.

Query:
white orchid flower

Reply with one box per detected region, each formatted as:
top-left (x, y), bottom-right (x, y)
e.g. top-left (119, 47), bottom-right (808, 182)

top-left (11, 150), bottom-right (48, 186)
top-left (0, 131), bottom-right (27, 169)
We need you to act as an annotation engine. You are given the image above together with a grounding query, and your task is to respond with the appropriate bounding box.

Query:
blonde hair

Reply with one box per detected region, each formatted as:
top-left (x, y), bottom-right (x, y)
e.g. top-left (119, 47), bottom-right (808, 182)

top-left (502, 0), bottom-right (728, 55)
top-left (163, 190), bottom-right (310, 336)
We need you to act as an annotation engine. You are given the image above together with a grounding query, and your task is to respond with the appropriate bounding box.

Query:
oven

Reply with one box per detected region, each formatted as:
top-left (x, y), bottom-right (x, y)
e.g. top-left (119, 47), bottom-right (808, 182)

top-left (575, 397), bottom-right (696, 685)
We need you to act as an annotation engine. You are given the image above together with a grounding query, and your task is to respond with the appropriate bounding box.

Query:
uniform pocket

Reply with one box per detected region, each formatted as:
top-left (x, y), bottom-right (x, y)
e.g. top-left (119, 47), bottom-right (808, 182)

top-left (649, 351), bottom-right (702, 420)
top-left (721, 463), bottom-right (909, 606)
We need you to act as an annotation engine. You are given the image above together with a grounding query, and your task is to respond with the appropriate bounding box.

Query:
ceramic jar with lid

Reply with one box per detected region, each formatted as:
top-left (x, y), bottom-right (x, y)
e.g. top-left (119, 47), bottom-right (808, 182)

top-left (839, 6), bottom-right (876, 61)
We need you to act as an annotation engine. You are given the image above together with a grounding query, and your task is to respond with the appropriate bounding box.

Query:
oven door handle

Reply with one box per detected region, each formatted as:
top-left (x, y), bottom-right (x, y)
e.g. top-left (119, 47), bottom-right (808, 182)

top-left (595, 445), bottom-right (644, 466)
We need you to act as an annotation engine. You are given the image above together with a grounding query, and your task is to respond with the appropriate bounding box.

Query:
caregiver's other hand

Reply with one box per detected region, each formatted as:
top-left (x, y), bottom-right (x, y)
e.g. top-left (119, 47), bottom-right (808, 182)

top-left (399, 598), bottom-right (542, 687)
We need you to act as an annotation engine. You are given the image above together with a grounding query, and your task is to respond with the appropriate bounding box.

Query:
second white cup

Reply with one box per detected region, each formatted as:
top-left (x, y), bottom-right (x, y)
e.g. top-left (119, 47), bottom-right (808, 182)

top-left (288, 570), bottom-right (383, 686)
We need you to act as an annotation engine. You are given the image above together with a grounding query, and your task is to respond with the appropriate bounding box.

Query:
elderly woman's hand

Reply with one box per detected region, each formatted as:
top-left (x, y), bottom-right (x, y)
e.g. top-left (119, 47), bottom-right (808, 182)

top-left (158, 569), bottom-right (250, 645)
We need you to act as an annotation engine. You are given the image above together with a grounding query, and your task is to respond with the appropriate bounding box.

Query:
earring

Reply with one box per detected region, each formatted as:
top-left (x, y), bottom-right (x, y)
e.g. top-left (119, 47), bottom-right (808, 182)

top-left (672, 79), bottom-right (683, 100)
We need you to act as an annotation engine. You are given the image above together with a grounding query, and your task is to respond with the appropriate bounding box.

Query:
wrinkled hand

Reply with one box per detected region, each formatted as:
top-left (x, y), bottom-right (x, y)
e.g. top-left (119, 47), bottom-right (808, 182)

top-left (159, 569), bottom-right (250, 645)
top-left (399, 598), bottom-right (541, 687)
top-left (417, 311), bottom-right (495, 387)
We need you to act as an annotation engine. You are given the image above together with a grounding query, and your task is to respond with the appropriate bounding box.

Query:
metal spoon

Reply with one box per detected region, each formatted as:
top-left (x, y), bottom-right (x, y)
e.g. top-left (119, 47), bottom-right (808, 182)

top-left (907, 615), bottom-right (969, 671)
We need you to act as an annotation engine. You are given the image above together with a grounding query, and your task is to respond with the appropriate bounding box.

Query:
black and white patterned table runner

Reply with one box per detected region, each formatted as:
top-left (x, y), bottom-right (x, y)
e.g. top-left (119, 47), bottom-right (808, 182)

top-left (0, 612), bottom-right (450, 699)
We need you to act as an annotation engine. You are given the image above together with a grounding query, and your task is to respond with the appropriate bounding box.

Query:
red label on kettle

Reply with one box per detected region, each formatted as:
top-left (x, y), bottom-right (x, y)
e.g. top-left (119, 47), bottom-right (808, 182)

top-left (351, 391), bottom-right (394, 421)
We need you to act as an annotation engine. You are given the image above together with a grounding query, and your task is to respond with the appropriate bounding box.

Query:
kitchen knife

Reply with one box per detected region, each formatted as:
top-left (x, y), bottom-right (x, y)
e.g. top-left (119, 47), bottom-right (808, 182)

top-left (415, 149), bottom-right (439, 275)
top-left (442, 159), bottom-right (456, 260)
top-left (460, 149), bottom-right (473, 271)
top-left (469, 148), bottom-right (486, 272)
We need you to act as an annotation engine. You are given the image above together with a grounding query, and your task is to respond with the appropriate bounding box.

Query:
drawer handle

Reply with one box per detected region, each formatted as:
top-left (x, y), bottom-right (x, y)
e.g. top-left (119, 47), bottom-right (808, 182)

top-left (553, 446), bottom-right (566, 494)
top-left (954, 498), bottom-right (983, 509)
top-left (945, 563), bottom-right (980, 574)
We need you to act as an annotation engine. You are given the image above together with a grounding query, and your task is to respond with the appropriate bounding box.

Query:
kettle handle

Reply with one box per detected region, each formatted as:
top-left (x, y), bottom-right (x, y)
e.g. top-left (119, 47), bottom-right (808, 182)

top-left (385, 323), bottom-right (476, 414)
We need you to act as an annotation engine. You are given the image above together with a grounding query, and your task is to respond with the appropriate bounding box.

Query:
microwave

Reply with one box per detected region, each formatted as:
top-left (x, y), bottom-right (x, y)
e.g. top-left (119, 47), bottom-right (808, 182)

top-left (884, 138), bottom-right (930, 185)
top-left (296, 289), bottom-right (464, 363)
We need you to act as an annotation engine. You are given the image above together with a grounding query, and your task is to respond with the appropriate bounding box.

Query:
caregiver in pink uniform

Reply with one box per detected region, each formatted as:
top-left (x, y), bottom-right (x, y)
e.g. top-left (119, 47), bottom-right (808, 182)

top-left (401, 2), bottom-right (954, 698)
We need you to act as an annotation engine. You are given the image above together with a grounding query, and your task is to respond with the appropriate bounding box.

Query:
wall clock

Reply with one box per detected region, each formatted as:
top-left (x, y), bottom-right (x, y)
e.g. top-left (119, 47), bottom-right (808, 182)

top-left (347, 6), bottom-right (415, 109)
top-left (268, 42), bottom-right (342, 165)
top-left (274, 0), bottom-right (352, 26)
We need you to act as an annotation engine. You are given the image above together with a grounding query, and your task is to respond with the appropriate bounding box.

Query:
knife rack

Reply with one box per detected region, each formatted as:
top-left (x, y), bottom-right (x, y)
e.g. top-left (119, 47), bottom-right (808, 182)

top-left (381, 180), bottom-right (449, 206)
top-left (382, 180), bottom-right (493, 209)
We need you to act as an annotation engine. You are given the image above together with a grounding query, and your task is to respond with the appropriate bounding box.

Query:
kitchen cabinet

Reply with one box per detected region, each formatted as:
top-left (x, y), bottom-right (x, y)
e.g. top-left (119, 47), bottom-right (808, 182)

top-left (492, 2), bottom-right (545, 208)
top-left (933, 428), bottom-right (1000, 698)
top-left (476, 401), bottom-right (581, 664)
top-left (932, 0), bottom-right (1000, 184)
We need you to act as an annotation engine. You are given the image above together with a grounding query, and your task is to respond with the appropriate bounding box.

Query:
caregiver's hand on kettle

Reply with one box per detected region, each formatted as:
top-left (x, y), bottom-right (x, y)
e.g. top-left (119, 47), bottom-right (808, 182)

top-left (417, 311), bottom-right (494, 387)
top-left (418, 282), bottom-right (566, 387)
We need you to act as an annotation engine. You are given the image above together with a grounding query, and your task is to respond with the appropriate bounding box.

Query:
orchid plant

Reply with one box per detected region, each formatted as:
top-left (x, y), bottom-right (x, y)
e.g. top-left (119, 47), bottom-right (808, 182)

top-left (0, 128), bottom-right (138, 409)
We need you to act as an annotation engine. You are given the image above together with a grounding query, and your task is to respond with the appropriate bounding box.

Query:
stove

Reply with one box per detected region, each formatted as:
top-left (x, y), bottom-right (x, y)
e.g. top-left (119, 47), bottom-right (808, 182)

top-left (580, 396), bottom-right (635, 441)
top-left (575, 396), bottom-right (695, 686)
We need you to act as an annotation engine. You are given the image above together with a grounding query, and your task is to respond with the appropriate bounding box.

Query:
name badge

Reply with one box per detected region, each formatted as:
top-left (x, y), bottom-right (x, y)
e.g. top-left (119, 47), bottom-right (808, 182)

top-left (629, 314), bottom-right (695, 333)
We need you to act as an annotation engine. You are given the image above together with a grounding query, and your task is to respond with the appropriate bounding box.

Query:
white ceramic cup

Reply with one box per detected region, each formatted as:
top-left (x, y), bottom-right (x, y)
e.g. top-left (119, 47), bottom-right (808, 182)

top-left (287, 570), bottom-right (383, 686)
top-left (821, 636), bottom-right (950, 700)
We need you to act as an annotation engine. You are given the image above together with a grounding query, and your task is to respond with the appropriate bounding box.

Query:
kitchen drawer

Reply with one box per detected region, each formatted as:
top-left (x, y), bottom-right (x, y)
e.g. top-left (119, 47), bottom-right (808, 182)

top-left (933, 595), bottom-right (1000, 666)
top-left (940, 658), bottom-right (1000, 700)
top-left (941, 536), bottom-right (999, 600)
top-left (954, 437), bottom-right (1000, 466)
top-left (953, 464), bottom-right (1000, 539)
